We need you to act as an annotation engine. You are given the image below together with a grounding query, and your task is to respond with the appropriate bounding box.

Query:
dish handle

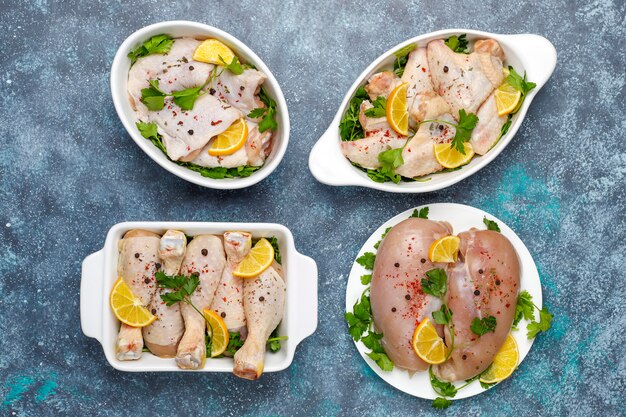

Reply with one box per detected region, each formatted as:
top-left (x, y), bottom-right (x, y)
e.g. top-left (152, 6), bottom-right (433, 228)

top-left (308, 123), bottom-right (364, 187)
top-left (291, 252), bottom-right (318, 344)
top-left (506, 34), bottom-right (557, 91)
top-left (81, 250), bottom-right (104, 342)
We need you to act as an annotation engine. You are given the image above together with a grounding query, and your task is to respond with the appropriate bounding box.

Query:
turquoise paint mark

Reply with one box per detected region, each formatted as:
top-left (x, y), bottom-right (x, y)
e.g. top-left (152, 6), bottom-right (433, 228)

top-left (479, 163), bottom-right (560, 234)
top-left (1, 376), bottom-right (35, 408)
top-left (35, 372), bottom-right (58, 403)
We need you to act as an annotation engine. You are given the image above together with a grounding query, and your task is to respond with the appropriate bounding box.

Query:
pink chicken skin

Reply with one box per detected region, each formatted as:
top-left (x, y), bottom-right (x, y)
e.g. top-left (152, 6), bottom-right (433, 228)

top-left (434, 229), bottom-right (521, 381)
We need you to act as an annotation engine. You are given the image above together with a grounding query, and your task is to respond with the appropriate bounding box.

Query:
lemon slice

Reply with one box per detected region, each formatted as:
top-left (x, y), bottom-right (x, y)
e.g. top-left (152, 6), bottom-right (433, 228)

top-left (495, 84), bottom-right (522, 116)
top-left (208, 118), bottom-right (248, 156)
top-left (232, 238), bottom-right (275, 278)
top-left (193, 39), bottom-right (236, 65)
top-left (412, 318), bottom-right (447, 364)
top-left (429, 235), bottom-right (461, 263)
top-left (433, 142), bottom-right (475, 169)
top-left (204, 309), bottom-right (230, 357)
top-left (109, 278), bottom-right (156, 327)
top-left (479, 333), bottom-right (519, 384)
top-left (386, 82), bottom-right (409, 136)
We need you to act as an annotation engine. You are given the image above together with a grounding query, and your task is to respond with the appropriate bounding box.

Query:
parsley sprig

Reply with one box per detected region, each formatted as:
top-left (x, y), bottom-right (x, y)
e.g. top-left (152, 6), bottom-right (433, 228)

top-left (220, 55), bottom-right (244, 75)
top-left (430, 366), bottom-right (488, 409)
top-left (141, 79), bottom-right (207, 111)
top-left (393, 44), bottom-right (417, 77)
top-left (135, 121), bottom-right (260, 179)
top-left (483, 217), bottom-right (501, 232)
top-left (470, 316), bottom-right (497, 336)
top-left (506, 66), bottom-right (537, 112)
top-left (444, 34), bottom-right (469, 53)
top-left (155, 272), bottom-right (206, 319)
top-left (248, 88), bottom-right (278, 133)
top-left (128, 34), bottom-right (174, 65)
top-left (513, 290), bottom-right (553, 339)
top-left (410, 207), bottom-right (429, 219)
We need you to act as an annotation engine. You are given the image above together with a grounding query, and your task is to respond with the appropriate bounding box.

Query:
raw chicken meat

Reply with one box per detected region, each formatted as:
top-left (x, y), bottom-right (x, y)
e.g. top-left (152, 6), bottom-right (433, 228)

top-left (427, 39), bottom-right (504, 116)
top-left (400, 48), bottom-right (451, 125)
top-left (340, 133), bottom-right (406, 170)
top-left (395, 114), bottom-right (456, 178)
top-left (365, 71), bottom-right (402, 100)
top-left (176, 235), bottom-right (226, 369)
top-left (143, 230), bottom-right (186, 358)
top-left (210, 232), bottom-right (252, 335)
top-left (370, 218), bottom-right (452, 371)
top-left (233, 266), bottom-right (286, 379)
top-left (215, 68), bottom-right (267, 115)
top-left (434, 229), bottom-right (520, 381)
top-left (115, 230), bottom-right (161, 361)
top-left (470, 92), bottom-right (508, 155)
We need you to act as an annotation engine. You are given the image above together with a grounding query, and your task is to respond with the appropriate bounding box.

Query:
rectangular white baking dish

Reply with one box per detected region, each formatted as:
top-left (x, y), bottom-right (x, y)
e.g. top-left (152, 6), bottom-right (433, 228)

top-left (80, 221), bottom-right (318, 372)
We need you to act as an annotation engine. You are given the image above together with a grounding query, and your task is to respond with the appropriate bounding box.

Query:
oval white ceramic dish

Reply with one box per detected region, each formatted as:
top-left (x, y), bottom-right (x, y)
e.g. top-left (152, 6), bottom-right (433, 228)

top-left (81, 222), bottom-right (317, 372)
top-left (309, 29), bottom-right (557, 193)
top-left (346, 203), bottom-right (542, 399)
top-left (111, 21), bottom-right (290, 190)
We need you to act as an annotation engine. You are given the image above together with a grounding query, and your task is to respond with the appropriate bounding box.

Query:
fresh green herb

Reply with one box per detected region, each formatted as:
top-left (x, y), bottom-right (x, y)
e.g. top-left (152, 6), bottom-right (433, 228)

top-left (339, 87), bottom-right (369, 141)
top-left (135, 121), bottom-right (260, 179)
top-left (513, 290), bottom-right (535, 327)
top-left (155, 272), bottom-right (200, 306)
top-left (480, 380), bottom-right (497, 389)
top-left (364, 96), bottom-right (387, 118)
top-left (470, 316), bottom-right (497, 336)
top-left (393, 43), bottom-right (416, 77)
top-left (527, 307), bottom-right (553, 339)
top-left (128, 34), bottom-right (174, 65)
top-left (141, 78), bottom-right (206, 111)
top-left (142, 346), bottom-right (152, 353)
top-left (356, 252), bottom-right (376, 270)
top-left (141, 79), bottom-right (167, 111)
top-left (432, 304), bottom-right (453, 326)
top-left (506, 66), bottom-right (537, 98)
top-left (366, 351), bottom-right (394, 371)
top-left (483, 217), bottom-right (501, 232)
top-left (248, 88), bottom-right (278, 133)
top-left (267, 328), bottom-right (288, 352)
top-left (495, 116), bottom-right (512, 145)
top-left (410, 207), bottom-right (429, 219)
top-left (360, 274), bottom-right (372, 285)
top-left (373, 227), bottom-right (392, 249)
top-left (422, 268), bottom-right (447, 298)
top-left (429, 366), bottom-right (458, 397)
top-left (444, 34), bottom-right (469, 53)
top-left (432, 397), bottom-right (452, 409)
top-left (220, 55), bottom-right (244, 75)
top-left (224, 332), bottom-right (245, 356)
top-left (267, 236), bottom-right (282, 264)
top-left (451, 110), bottom-right (479, 154)
top-left (376, 147), bottom-right (404, 184)
top-left (344, 291), bottom-right (372, 341)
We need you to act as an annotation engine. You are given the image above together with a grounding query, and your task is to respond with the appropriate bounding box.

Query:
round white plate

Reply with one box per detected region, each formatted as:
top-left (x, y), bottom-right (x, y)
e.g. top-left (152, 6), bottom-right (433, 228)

top-left (345, 203), bottom-right (542, 400)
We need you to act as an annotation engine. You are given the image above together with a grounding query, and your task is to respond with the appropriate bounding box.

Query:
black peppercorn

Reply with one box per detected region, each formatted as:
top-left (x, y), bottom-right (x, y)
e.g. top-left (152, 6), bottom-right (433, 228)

top-left (221, 312), bottom-right (226, 318)
top-left (420, 258), bottom-right (426, 264)
top-left (391, 307), bottom-right (397, 312)
top-left (188, 129), bottom-right (194, 135)
top-left (189, 65), bottom-right (194, 71)
top-left (201, 249), bottom-right (208, 256)
top-left (495, 280), bottom-right (501, 286)
top-left (151, 309), bottom-right (157, 315)
top-left (474, 290), bottom-right (480, 296)
top-left (155, 263), bottom-right (161, 270)
top-left (144, 278), bottom-right (150, 284)
top-left (134, 253), bottom-right (140, 258)
top-left (209, 88), bottom-right (216, 95)
top-left (394, 262), bottom-right (400, 267)
top-left (478, 269), bottom-right (484, 274)
top-left (462, 354), bottom-right (467, 360)
top-left (259, 296), bottom-right (265, 302)
top-left (443, 65), bottom-right (449, 73)
top-left (240, 86), bottom-right (245, 91)
top-left (405, 294), bottom-right (411, 300)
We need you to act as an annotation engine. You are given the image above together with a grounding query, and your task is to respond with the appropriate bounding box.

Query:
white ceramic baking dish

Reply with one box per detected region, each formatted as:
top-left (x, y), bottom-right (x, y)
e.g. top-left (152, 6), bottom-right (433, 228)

top-left (111, 21), bottom-right (290, 190)
top-left (80, 222), bottom-right (317, 372)
top-left (308, 29), bottom-right (557, 193)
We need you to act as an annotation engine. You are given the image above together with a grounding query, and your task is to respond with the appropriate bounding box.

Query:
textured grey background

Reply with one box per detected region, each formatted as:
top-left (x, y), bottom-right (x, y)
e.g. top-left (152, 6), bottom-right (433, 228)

top-left (0, 0), bottom-right (624, 416)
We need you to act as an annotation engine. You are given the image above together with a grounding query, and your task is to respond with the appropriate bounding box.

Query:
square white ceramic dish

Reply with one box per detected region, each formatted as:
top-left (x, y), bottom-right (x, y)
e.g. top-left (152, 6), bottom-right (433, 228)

top-left (81, 222), bottom-right (317, 372)
top-left (111, 21), bottom-right (290, 189)
top-left (308, 29), bottom-right (557, 193)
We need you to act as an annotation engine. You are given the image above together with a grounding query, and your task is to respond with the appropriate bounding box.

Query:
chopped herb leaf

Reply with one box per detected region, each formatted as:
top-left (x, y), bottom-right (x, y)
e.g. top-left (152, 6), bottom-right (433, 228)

top-left (451, 109), bottom-right (479, 154)
top-left (220, 55), bottom-right (244, 75)
top-left (470, 316), bottom-right (497, 336)
top-left (513, 290), bottom-right (535, 327)
top-left (339, 87), bottom-right (368, 141)
top-left (432, 397), bottom-right (453, 409)
top-left (527, 307), bottom-right (553, 339)
top-left (483, 217), bottom-right (501, 232)
top-left (366, 351), bottom-right (394, 371)
top-left (444, 34), bottom-right (469, 53)
top-left (429, 366), bottom-right (458, 397)
top-left (267, 236), bottom-right (282, 264)
top-left (128, 34), bottom-right (174, 65)
top-left (356, 252), bottom-right (376, 270)
top-left (360, 274), bottom-right (372, 285)
top-left (248, 88), bottom-right (278, 132)
top-left (364, 96), bottom-right (387, 118)
top-left (410, 207), bottom-right (429, 219)
top-left (393, 43), bottom-right (416, 77)
top-left (345, 291), bottom-right (371, 341)
top-left (432, 304), bottom-right (453, 325)
top-left (422, 268), bottom-right (447, 298)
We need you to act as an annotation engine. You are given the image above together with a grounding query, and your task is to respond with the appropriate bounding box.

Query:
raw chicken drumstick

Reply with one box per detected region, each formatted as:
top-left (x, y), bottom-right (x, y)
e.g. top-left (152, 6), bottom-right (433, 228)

top-left (175, 235), bottom-right (226, 369)
top-left (142, 230), bottom-right (187, 357)
top-left (115, 230), bottom-right (161, 360)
